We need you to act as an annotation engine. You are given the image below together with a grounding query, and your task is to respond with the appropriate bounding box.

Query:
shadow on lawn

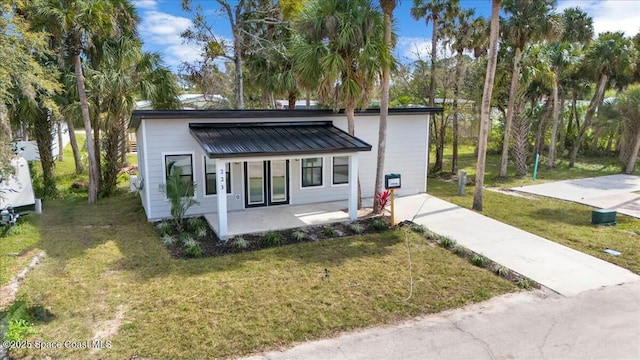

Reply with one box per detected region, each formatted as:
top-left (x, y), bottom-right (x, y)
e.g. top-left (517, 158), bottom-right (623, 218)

top-left (530, 207), bottom-right (593, 226)
top-left (35, 193), bottom-right (400, 281)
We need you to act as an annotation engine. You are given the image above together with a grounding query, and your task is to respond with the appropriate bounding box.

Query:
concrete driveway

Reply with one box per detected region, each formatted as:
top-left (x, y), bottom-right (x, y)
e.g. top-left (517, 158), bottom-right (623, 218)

top-left (513, 174), bottom-right (640, 218)
top-left (243, 281), bottom-right (640, 360)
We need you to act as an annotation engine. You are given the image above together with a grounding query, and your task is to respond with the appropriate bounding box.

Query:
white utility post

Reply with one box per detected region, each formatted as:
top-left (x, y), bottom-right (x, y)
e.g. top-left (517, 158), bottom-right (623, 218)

top-left (216, 159), bottom-right (228, 237)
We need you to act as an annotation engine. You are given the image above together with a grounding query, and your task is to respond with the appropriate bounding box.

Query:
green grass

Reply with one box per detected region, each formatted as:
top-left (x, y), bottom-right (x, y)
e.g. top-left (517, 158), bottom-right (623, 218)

top-left (10, 195), bottom-right (516, 359)
top-left (1, 135), bottom-right (89, 287)
top-left (428, 145), bottom-right (640, 274)
top-left (432, 144), bottom-right (638, 188)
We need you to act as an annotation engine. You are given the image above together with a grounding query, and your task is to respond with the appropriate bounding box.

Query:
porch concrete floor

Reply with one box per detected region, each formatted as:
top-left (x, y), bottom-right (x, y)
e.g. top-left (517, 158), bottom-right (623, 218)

top-left (204, 198), bottom-right (375, 238)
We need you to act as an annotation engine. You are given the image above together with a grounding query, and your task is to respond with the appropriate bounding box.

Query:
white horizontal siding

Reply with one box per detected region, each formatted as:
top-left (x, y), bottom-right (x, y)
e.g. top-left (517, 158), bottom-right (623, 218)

top-left (139, 113), bottom-right (429, 221)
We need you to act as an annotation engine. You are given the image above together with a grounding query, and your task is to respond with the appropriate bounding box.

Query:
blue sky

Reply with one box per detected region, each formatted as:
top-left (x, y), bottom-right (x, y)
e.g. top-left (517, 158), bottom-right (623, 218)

top-left (134, 0), bottom-right (640, 71)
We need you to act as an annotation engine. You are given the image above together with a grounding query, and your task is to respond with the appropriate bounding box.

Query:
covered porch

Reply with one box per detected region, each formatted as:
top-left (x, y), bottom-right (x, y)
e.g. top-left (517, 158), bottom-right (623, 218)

top-left (190, 121), bottom-right (373, 238)
top-left (204, 198), bottom-right (374, 238)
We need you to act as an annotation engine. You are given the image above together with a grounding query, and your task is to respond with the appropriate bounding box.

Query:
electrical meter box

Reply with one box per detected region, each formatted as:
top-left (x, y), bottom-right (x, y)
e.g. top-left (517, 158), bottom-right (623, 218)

top-left (384, 173), bottom-right (401, 189)
top-left (592, 209), bottom-right (616, 226)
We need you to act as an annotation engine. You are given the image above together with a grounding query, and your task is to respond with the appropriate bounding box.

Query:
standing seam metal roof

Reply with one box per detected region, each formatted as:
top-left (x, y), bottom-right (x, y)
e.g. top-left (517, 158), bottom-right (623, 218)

top-left (189, 122), bottom-right (372, 158)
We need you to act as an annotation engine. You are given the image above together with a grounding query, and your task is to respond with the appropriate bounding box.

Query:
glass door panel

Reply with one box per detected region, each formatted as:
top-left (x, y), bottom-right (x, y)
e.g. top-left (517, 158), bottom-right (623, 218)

top-left (270, 160), bottom-right (288, 204)
top-left (247, 162), bottom-right (265, 205)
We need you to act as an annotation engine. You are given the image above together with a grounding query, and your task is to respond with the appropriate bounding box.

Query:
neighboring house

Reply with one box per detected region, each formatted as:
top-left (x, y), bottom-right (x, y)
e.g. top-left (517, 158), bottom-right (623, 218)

top-left (135, 93), bottom-right (226, 110)
top-left (130, 108), bottom-right (442, 237)
top-left (275, 100), bottom-right (319, 110)
top-left (12, 122), bottom-right (70, 161)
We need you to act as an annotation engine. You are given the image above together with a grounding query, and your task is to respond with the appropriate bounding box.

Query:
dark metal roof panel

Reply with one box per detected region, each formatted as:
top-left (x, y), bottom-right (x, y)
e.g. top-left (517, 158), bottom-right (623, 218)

top-left (129, 107), bottom-right (444, 129)
top-left (189, 122), bottom-right (372, 158)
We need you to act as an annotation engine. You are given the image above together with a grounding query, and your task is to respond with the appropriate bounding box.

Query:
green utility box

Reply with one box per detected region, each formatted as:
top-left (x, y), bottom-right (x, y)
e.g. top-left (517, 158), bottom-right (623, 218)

top-left (592, 209), bottom-right (616, 226)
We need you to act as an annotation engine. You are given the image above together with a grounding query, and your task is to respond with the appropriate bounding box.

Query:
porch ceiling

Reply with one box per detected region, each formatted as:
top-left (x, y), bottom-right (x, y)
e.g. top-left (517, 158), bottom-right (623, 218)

top-left (189, 121), bottom-right (372, 158)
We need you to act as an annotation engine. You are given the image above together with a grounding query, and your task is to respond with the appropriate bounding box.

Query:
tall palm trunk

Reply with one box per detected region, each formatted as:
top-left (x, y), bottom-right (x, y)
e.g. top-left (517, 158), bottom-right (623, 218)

top-left (452, 50), bottom-right (463, 174)
top-left (74, 53), bottom-right (99, 203)
top-left (558, 95), bottom-right (566, 155)
top-left (429, 18), bottom-right (438, 107)
top-left (34, 112), bottom-right (57, 197)
top-left (547, 74), bottom-right (560, 168)
top-left (93, 100), bottom-right (101, 190)
top-left (65, 118), bottom-right (84, 174)
top-left (473, 0), bottom-right (500, 211)
top-left (625, 129), bottom-right (640, 174)
top-left (57, 121), bottom-right (64, 161)
top-left (499, 46), bottom-right (523, 178)
top-left (570, 73), bottom-right (608, 167)
top-left (374, 5), bottom-right (393, 214)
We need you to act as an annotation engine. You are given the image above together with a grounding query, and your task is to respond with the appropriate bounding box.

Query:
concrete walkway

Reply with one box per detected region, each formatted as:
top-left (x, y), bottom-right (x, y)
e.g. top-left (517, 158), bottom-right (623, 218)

top-left (513, 174), bottom-right (640, 218)
top-left (244, 281), bottom-right (640, 360)
top-left (393, 194), bottom-right (639, 297)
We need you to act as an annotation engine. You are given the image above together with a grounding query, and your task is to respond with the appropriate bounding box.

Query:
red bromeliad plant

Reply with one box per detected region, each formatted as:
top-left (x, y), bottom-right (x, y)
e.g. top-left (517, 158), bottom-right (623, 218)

top-left (376, 190), bottom-right (391, 212)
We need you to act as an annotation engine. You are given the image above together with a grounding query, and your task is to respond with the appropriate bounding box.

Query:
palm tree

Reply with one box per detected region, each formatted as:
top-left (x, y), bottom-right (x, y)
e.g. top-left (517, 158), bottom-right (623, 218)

top-left (472, 0), bottom-right (501, 211)
top-left (616, 85), bottom-right (640, 174)
top-left (32, 0), bottom-right (118, 204)
top-left (498, 0), bottom-right (558, 178)
top-left (1, 0), bottom-right (60, 179)
top-left (373, 0), bottom-right (398, 214)
top-left (569, 31), bottom-right (636, 167)
top-left (547, 8), bottom-right (593, 168)
top-left (293, 0), bottom-right (388, 208)
top-left (412, 0), bottom-right (459, 174)
top-left (443, 8), bottom-right (476, 174)
top-left (411, 0), bottom-right (459, 108)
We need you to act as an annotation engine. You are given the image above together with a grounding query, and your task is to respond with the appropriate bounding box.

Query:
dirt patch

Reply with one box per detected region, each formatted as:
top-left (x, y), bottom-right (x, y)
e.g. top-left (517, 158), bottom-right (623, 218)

top-left (91, 304), bottom-right (128, 354)
top-left (486, 187), bottom-right (538, 199)
top-left (0, 251), bottom-right (45, 310)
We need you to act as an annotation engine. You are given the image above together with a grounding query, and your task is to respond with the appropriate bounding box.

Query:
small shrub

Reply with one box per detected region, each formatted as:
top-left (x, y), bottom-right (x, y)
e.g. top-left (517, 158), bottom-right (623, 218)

top-left (233, 236), bottom-right (249, 249)
top-left (184, 242), bottom-right (203, 257)
top-left (187, 217), bottom-right (205, 230)
top-left (411, 224), bottom-right (426, 234)
top-left (495, 265), bottom-right (509, 277)
top-left (155, 221), bottom-right (172, 236)
top-left (371, 219), bottom-right (388, 231)
top-left (3, 319), bottom-right (35, 341)
top-left (292, 230), bottom-right (306, 242)
top-left (323, 226), bottom-right (337, 237)
top-left (194, 226), bottom-right (208, 239)
top-left (161, 234), bottom-right (176, 246)
top-left (452, 244), bottom-right (467, 256)
top-left (264, 231), bottom-right (282, 246)
top-left (470, 254), bottom-right (488, 268)
top-left (349, 223), bottom-right (364, 235)
top-left (439, 237), bottom-right (456, 249)
top-left (179, 233), bottom-right (195, 246)
top-left (516, 278), bottom-right (532, 289)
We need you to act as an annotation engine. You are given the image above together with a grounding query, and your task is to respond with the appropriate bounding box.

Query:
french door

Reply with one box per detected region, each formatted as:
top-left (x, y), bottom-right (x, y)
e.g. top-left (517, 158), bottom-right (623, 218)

top-left (244, 160), bottom-right (289, 208)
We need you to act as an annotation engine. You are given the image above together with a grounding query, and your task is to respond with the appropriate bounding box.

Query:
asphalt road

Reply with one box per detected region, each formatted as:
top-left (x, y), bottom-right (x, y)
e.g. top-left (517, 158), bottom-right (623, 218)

top-left (243, 281), bottom-right (640, 360)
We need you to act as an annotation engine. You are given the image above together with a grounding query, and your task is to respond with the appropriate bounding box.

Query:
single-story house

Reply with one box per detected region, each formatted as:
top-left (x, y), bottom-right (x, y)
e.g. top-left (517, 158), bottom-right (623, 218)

top-left (130, 108), bottom-right (442, 237)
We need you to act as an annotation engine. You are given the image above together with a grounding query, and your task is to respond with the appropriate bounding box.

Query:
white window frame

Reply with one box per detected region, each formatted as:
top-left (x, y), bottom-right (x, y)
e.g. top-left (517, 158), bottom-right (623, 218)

top-left (162, 151), bottom-right (197, 200)
top-left (331, 155), bottom-right (350, 187)
top-left (203, 157), bottom-right (232, 198)
top-left (299, 156), bottom-right (325, 189)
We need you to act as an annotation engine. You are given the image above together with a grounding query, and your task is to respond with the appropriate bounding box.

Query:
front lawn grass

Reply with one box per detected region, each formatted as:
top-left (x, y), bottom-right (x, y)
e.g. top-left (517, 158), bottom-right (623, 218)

top-left (11, 192), bottom-right (516, 359)
top-left (0, 219), bottom-right (40, 287)
top-left (428, 173), bottom-right (640, 274)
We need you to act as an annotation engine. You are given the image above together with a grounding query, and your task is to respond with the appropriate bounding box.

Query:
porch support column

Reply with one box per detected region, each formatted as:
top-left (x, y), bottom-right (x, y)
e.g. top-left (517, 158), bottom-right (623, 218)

top-left (348, 153), bottom-right (359, 221)
top-left (216, 159), bottom-right (228, 237)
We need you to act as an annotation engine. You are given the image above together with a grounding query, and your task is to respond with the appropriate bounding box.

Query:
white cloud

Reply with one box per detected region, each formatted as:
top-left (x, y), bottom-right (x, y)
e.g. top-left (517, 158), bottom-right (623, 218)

top-left (557, 0), bottom-right (640, 36)
top-left (138, 10), bottom-right (202, 68)
top-left (133, 0), bottom-right (157, 10)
